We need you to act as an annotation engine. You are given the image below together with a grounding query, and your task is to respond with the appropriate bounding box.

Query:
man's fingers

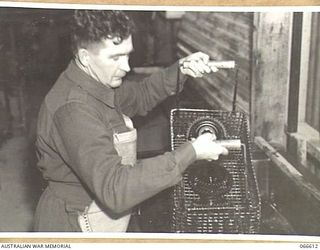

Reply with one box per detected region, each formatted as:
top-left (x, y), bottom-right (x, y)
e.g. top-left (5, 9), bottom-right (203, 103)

top-left (201, 132), bottom-right (215, 140)
top-left (210, 65), bottom-right (219, 72)
top-left (221, 147), bottom-right (229, 155)
top-left (216, 144), bottom-right (228, 156)
top-left (193, 51), bottom-right (210, 63)
top-left (180, 52), bottom-right (218, 77)
top-left (212, 156), bottom-right (219, 161)
top-left (211, 133), bottom-right (217, 140)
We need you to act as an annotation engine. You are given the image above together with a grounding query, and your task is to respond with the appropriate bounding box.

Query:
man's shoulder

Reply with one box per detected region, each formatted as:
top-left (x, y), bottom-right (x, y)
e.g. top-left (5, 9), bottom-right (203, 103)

top-left (67, 85), bottom-right (88, 103)
top-left (44, 73), bottom-right (89, 114)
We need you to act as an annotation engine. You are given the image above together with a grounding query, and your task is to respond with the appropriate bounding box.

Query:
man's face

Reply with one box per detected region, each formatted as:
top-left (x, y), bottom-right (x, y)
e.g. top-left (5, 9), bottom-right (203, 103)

top-left (86, 36), bottom-right (133, 88)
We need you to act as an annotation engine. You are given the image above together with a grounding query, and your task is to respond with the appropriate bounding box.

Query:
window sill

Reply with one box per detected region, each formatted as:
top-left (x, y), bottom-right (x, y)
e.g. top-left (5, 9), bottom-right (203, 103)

top-left (298, 122), bottom-right (320, 159)
top-left (287, 122), bottom-right (320, 181)
top-left (255, 136), bottom-right (320, 204)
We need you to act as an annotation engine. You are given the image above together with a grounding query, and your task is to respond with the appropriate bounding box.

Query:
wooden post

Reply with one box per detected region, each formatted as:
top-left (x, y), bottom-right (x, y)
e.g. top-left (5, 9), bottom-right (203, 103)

top-left (287, 12), bottom-right (303, 135)
top-left (251, 12), bottom-right (292, 150)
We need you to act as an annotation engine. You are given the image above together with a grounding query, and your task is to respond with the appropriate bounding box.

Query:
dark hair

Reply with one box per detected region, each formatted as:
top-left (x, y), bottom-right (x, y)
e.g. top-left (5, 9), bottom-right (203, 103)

top-left (70, 10), bottom-right (135, 55)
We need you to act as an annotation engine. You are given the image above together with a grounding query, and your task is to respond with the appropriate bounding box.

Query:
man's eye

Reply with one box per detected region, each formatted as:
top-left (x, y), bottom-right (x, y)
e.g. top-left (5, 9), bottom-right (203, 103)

top-left (112, 56), bottom-right (120, 61)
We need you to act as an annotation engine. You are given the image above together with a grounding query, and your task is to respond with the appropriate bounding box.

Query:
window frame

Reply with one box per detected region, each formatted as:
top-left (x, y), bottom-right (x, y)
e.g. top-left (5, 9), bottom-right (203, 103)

top-left (287, 12), bottom-right (320, 177)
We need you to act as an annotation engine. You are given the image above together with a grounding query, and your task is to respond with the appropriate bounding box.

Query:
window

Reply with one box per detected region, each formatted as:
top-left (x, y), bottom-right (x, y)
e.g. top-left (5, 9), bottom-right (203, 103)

top-left (305, 13), bottom-right (320, 132)
top-left (288, 12), bottom-right (320, 180)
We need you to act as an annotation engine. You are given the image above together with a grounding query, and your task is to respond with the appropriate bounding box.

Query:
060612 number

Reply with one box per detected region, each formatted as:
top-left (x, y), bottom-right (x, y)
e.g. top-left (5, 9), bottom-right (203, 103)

top-left (300, 244), bottom-right (319, 248)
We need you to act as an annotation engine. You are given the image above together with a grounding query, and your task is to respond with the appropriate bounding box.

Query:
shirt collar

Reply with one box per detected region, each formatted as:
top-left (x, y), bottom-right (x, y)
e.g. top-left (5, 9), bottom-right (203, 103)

top-left (65, 60), bottom-right (115, 108)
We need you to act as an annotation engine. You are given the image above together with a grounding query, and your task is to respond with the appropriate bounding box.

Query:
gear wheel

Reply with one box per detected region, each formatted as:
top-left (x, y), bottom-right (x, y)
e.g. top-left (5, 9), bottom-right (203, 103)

top-left (188, 161), bottom-right (233, 201)
top-left (187, 117), bottom-right (227, 140)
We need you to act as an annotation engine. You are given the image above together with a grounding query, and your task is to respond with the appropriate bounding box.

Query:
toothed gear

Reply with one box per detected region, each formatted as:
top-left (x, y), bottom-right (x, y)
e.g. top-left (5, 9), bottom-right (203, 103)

top-left (187, 117), bottom-right (227, 140)
top-left (188, 162), bottom-right (233, 201)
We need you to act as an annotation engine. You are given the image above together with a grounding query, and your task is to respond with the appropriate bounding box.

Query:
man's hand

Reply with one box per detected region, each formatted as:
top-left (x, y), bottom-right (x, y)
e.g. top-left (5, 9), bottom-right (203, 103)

top-left (179, 52), bottom-right (218, 78)
top-left (191, 133), bottom-right (228, 161)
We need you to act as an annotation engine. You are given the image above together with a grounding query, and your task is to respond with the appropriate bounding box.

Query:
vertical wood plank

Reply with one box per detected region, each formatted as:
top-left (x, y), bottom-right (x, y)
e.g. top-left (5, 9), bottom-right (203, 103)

top-left (251, 12), bottom-right (292, 149)
top-left (298, 12), bottom-right (312, 123)
top-left (287, 12), bottom-right (303, 134)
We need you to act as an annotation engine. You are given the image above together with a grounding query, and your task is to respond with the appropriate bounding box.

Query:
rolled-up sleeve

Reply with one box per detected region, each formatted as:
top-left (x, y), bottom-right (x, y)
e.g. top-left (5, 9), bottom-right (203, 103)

top-left (117, 62), bottom-right (187, 117)
top-left (52, 101), bottom-right (196, 213)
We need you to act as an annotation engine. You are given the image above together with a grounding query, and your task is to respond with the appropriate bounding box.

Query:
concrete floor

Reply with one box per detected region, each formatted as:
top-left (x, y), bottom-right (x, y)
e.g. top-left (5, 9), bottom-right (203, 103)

top-left (0, 136), bottom-right (43, 232)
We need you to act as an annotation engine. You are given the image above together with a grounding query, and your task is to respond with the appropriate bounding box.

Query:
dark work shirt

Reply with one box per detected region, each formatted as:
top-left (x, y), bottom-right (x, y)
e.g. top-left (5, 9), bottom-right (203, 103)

top-left (35, 60), bottom-right (196, 215)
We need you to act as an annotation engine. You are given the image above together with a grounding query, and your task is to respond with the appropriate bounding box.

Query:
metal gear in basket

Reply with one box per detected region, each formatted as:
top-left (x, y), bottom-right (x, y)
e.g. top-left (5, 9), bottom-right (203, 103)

top-left (188, 161), bottom-right (233, 203)
top-left (186, 117), bottom-right (233, 203)
top-left (186, 117), bottom-right (228, 140)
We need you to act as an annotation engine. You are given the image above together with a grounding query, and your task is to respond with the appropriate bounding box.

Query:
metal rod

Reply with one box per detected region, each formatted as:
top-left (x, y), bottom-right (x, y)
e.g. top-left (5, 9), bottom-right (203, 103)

top-left (232, 69), bottom-right (239, 112)
top-left (208, 60), bottom-right (236, 69)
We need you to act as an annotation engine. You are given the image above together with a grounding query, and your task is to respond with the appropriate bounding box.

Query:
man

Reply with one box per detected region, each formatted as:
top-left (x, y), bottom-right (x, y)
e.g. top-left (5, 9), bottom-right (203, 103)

top-left (33, 10), bottom-right (228, 232)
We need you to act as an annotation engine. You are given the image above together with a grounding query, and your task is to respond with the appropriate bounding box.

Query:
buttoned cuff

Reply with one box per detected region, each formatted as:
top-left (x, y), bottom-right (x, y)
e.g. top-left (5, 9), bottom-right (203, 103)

top-left (172, 141), bottom-right (197, 173)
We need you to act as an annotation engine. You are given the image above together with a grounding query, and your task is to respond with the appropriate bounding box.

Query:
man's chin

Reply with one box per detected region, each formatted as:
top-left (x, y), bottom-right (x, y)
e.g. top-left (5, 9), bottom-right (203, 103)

top-left (110, 79), bottom-right (123, 88)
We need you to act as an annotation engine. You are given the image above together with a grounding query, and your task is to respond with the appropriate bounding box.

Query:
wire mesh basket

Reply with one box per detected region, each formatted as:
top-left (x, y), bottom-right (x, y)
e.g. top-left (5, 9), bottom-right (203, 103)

top-left (170, 108), bottom-right (261, 233)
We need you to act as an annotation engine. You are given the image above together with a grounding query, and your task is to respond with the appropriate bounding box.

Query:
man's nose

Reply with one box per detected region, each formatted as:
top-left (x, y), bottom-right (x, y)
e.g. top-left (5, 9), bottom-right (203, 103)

top-left (120, 57), bottom-right (130, 72)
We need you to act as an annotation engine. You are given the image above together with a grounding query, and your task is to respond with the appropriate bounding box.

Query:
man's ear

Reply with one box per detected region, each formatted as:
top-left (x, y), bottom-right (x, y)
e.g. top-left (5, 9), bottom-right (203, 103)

top-left (77, 49), bottom-right (90, 67)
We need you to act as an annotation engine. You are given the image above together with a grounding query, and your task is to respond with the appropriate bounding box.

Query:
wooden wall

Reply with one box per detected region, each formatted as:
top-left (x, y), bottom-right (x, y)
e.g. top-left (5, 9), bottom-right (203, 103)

top-left (177, 12), bottom-right (293, 149)
top-left (177, 12), bottom-right (253, 113)
top-left (251, 12), bottom-right (292, 149)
